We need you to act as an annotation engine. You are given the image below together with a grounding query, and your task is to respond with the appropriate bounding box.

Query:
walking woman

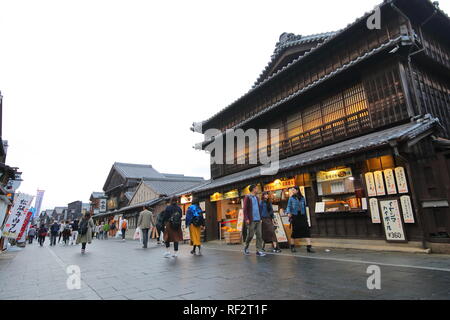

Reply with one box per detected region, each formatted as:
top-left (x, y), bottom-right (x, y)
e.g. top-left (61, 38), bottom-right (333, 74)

top-left (62, 221), bottom-right (71, 246)
top-left (260, 192), bottom-right (281, 253)
top-left (38, 224), bottom-right (47, 247)
top-left (162, 197), bottom-right (183, 258)
top-left (186, 197), bottom-right (205, 255)
top-left (76, 213), bottom-right (95, 254)
top-left (286, 187), bottom-right (314, 253)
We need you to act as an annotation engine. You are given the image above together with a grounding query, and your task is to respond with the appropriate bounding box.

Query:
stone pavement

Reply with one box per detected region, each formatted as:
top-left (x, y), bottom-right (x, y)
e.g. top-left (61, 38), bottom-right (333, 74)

top-left (0, 237), bottom-right (449, 300)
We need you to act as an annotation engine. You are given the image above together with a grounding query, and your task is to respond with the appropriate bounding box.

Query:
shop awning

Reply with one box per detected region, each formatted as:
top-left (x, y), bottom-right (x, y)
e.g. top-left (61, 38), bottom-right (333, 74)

top-left (194, 114), bottom-right (439, 194)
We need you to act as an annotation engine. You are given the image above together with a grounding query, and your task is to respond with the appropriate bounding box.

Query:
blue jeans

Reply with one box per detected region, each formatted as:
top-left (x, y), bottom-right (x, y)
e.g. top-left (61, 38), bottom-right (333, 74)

top-left (141, 228), bottom-right (149, 247)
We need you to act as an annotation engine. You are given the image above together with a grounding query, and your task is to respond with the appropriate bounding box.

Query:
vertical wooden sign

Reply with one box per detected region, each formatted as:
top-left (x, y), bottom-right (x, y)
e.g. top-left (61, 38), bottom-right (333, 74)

top-left (400, 195), bottom-right (415, 223)
top-left (395, 167), bottom-right (409, 194)
top-left (369, 198), bottom-right (381, 223)
top-left (365, 172), bottom-right (377, 197)
top-left (273, 211), bottom-right (288, 243)
top-left (384, 169), bottom-right (397, 195)
top-left (374, 171), bottom-right (386, 196)
top-left (380, 200), bottom-right (406, 241)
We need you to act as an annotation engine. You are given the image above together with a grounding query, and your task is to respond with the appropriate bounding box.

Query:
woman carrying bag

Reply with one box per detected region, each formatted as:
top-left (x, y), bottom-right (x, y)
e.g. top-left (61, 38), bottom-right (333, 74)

top-left (162, 197), bottom-right (183, 258)
top-left (186, 198), bottom-right (205, 255)
top-left (260, 192), bottom-right (281, 253)
top-left (286, 187), bottom-right (315, 253)
top-left (76, 213), bottom-right (95, 254)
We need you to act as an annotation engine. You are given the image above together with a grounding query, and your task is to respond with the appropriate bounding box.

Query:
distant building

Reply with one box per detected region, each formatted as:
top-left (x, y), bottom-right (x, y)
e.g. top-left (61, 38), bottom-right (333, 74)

top-left (53, 207), bottom-right (67, 222)
top-left (67, 201), bottom-right (82, 221)
top-left (89, 192), bottom-right (107, 216)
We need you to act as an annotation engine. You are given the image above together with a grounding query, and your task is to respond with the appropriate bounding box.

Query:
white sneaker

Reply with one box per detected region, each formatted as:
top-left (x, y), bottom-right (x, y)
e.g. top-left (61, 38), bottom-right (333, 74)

top-left (172, 252), bottom-right (178, 258)
top-left (163, 251), bottom-right (172, 258)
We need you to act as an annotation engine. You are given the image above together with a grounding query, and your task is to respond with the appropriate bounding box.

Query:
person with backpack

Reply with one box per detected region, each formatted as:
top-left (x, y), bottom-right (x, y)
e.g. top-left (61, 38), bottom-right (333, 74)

top-left (186, 198), bottom-right (205, 255)
top-left (155, 209), bottom-right (165, 245)
top-left (76, 213), bottom-right (95, 254)
top-left (38, 224), bottom-right (47, 247)
top-left (137, 206), bottom-right (155, 249)
top-left (27, 226), bottom-right (37, 244)
top-left (109, 220), bottom-right (116, 238)
top-left (120, 218), bottom-right (128, 241)
top-left (103, 221), bottom-right (109, 240)
top-left (62, 221), bottom-right (71, 246)
top-left (162, 197), bottom-right (183, 258)
top-left (70, 220), bottom-right (79, 245)
top-left (49, 220), bottom-right (60, 246)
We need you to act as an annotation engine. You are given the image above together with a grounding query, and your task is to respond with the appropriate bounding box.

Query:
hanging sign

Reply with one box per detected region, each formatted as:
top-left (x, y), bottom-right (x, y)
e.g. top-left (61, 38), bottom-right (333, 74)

top-left (395, 167), bottom-right (409, 194)
top-left (264, 179), bottom-right (296, 192)
top-left (380, 200), bottom-right (406, 241)
top-left (365, 172), bottom-right (377, 197)
top-left (199, 201), bottom-right (206, 212)
top-left (316, 168), bottom-right (352, 183)
top-left (400, 195), bottom-right (415, 223)
top-left (224, 189), bottom-right (239, 199)
top-left (210, 192), bottom-right (223, 202)
top-left (369, 198), bottom-right (381, 223)
top-left (236, 209), bottom-right (244, 232)
top-left (180, 195), bottom-right (192, 204)
top-left (273, 211), bottom-right (288, 243)
top-left (374, 171), bottom-right (386, 196)
top-left (384, 169), bottom-right (397, 195)
top-left (2, 193), bottom-right (34, 239)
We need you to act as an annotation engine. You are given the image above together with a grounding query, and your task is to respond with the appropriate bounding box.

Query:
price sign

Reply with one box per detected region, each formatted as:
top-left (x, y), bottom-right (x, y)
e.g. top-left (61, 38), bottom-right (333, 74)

top-left (374, 171), bottom-right (386, 196)
top-left (384, 169), bottom-right (397, 195)
top-left (369, 198), bottom-right (381, 223)
top-left (400, 195), bottom-right (415, 223)
top-left (380, 200), bottom-right (406, 241)
top-left (395, 167), bottom-right (409, 194)
top-left (365, 172), bottom-right (377, 197)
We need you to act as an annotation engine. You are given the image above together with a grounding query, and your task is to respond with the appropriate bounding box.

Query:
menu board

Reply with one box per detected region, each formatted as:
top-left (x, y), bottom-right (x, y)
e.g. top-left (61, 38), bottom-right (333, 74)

top-left (369, 198), bottom-right (381, 223)
top-left (273, 211), bottom-right (288, 243)
top-left (400, 195), bottom-right (415, 223)
top-left (181, 218), bottom-right (190, 240)
top-left (384, 169), bottom-right (397, 195)
top-left (365, 172), bottom-right (377, 197)
top-left (395, 167), bottom-right (409, 194)
top-left (380, 200), bottom-right (406, 241)
top-left (236, 209), bottom-right (244, 232)
top-left (374, 171), bottom-right (386, 196)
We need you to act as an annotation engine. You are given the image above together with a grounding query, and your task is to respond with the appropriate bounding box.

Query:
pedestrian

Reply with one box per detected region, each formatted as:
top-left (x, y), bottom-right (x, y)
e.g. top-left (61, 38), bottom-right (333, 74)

top-left (120, 218), bottom-right (128, 241)
top-left (27, 226), bottom-right (36, 244)
top-left (286, 187), bottom-right (315, 253)
top-left (95, 223), bottom-right (100, 239)
top-left (155, 209), bottom-right (165, 245)
top-left (62, 221), bottom-right (71, 246)
top-left (186, 198), bottom-right (205, 255)
top-left (70, 220), bottom-right (79, 245)
top-left (102, 221), bottom-right (109, 239)
top-left (49, 220), bottom-right (60, 246)
top-left (243, 184), bottom-right (265, 256)
top-left (260, 192), bottom-right (281, 253)
top-left (162, 197), bottom-right (183, 258)
top-left (58, 221), bottom-right (65, 244)
top-left (98, 222), bottom-right (104, 239)
top-left (109, 220), bottom-right (116, 238)
top-left (38, 224), bottom-right (47, 247)
top-left (137, 206), bottom-right (155, 249)
top-left (76, 213), bottom-right (95, 254)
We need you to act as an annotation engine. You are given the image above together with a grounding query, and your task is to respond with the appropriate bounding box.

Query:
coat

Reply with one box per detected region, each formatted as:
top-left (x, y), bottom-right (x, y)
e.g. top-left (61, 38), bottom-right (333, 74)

top-left (76, 218), bottom-right (95, 244)
top-left (286, 196), bottom-right (306, 216)
top-left (243, 195), bottom-right (260, 223)
top-left (137, 209), bottom-right (155, 229)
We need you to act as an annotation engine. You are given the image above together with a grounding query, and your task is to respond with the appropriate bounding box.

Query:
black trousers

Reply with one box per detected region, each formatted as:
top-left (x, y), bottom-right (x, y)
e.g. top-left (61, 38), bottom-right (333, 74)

top-left (38, 236), bottom-right (45, 246)
top-left (28, 236), bottom-right (34, 244)
top-left (50, 233), bottom-right (58, 246)
top-left (121, 228), bottom-right (126, 239)
top-left (82, 243), bottom-right (86, 249)
top-left (141, 228), bottom-right (149, 247)
top-left (165, 242), bottom-right (179, 251)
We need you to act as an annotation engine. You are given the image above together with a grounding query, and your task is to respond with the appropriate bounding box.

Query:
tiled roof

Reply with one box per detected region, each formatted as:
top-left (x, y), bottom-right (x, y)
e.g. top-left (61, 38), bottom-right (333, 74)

top-left (114, 162), bottom-right (164, 180)
top-left (142, 177), bottom-right (205, 196)
top-left (124, 191), bottom-right (135, 201)
top-left (194, 115), bottom-right (439, 193)
top-left (90, 192), bottom-right (106, 199)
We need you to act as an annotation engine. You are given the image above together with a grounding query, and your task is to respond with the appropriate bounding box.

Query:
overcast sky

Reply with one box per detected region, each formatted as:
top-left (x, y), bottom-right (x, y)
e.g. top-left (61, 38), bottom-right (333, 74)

top-left (1, 0), bottom-right (448, 211)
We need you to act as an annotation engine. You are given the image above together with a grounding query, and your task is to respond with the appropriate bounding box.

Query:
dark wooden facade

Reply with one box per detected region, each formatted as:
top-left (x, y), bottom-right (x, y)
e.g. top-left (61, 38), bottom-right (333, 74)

top-left (195, 0), bottom-right (450, 248)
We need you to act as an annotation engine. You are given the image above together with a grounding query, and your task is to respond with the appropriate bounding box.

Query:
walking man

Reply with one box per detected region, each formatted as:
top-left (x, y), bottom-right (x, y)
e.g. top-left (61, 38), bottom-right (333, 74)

top-left (120, 218), bottom-right (128, 241)
top-left (243, 184), bottom-right (265, 256)
top-left (49, 220), bottom-right (60, 246)
top-left (27, 226), bottom-right (36, 244)
top-left (137, 206), bottom-right (155, 248)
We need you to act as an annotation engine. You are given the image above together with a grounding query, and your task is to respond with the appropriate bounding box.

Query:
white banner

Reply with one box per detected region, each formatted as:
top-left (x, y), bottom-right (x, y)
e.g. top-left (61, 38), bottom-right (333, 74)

top-left (2, 193), bottom-right (34, 239)
top-left (34, 190), bottom-right (45, 220)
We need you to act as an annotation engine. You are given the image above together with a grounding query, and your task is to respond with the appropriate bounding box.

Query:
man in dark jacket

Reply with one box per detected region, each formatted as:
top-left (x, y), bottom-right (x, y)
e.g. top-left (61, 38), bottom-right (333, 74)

top-left (49, 221), bottom-right (60, 246)
top-left (243, 184), bottom-right (265, 257)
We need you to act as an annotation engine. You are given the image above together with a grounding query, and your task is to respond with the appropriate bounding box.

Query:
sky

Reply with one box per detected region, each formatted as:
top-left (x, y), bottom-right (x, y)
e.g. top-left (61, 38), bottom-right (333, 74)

top-left (1, 0), bottom-right (449, 211)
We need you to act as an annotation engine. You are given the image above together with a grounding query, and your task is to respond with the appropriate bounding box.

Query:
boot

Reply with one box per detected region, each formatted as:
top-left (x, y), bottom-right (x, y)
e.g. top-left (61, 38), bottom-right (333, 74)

top-left (307, 245), bottom-right (315, 253)
top-left (290, 244), bottom-right (297, 253)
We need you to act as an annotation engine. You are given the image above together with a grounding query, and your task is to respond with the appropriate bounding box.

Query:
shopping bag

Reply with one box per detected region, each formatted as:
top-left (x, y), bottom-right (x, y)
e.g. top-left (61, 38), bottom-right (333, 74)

top-left (133, 227), bottom-right (141, 241)
top-left (115, 230), bottom-right (122, 238)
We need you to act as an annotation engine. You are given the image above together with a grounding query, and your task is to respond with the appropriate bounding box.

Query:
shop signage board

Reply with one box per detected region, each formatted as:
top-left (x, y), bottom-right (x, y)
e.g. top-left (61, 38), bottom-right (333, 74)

top-left (180, 195), bottom-right (192, 204)
top-left (264, 179), bottom-right (296, 192)
top-left (236, 209), bottom-right (244, 232)
top-left (384, 169), bottom-right (397, 195)
top-left (395, 167), bottom-right (409, 194)
top-left (315, 202), bottom-right (325, 213)
top-left (210, 192), bottom-right (223, 202)
top-left (99, 199), bottom-right (107, 213)
top-left (199, 201), bottom-right (206, 212)
top-left (273, 211), bottom-right (288, 243)
top-left (16, 210), bottom-right (33, 241)
top-left (369, 198), bottom-right (381, 223)
top-left (224, 189), bottom-right (239, 199)
top-left (2, 193), bottom-right (34, 239)
top-left (365, 172), bottom-right (377, 197)
top-left (316, 168), bottom-right (352, 183)
top-left (400, 195), bottom-right (415, 223)
top-left (181, 218), bottom-right (190, 240)
top-left (380, 200), bottom-right (406, 241)
top-left (374, 171), bottom-right (386, 196)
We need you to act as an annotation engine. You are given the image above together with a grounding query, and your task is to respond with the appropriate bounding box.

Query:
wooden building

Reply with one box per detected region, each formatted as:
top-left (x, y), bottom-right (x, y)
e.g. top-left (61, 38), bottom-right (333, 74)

top-left (192, 0), bottom-right (450, 253)
top-left (89, 192), bottom-right (107, 216)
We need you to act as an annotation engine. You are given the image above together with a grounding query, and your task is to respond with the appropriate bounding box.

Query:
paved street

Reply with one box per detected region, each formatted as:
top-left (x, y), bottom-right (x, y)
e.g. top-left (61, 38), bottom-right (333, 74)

top-left (0, 238), bottom-right (449, 300)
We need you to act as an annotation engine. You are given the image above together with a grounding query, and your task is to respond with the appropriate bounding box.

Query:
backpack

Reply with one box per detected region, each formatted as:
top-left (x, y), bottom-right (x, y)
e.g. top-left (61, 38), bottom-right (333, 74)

top-left (169, 208), bottom-right (182, 230)
top-left (156, 211), bottom-right (165, 230)
top-left (79, 219), bottom-right (89, 236)
top-left (191, 205), bottom-right (203, 227)
top-left (121, 220), bottom-right (127, 229)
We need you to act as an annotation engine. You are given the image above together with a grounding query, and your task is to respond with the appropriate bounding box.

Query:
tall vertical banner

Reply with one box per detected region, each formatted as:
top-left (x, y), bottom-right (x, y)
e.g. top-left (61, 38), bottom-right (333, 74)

top-left (16, 210), bottom-right (33, 241)
top-left (2, 193), bottom-right (34, 239)
top-left (34, 190), bottom-right (45, 220)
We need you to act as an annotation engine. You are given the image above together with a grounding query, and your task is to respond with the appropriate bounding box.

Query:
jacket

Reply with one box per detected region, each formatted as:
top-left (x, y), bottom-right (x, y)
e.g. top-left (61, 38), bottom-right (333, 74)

top-left (138, 209), bottom-right (155, 229)
top-left (286, 196), bottom-right (306, 216)
top-left (259, 200), bottom-right (274, 219)
top-left (162, 205), bottom-right (182, 224)
top-left (50, 223), bottom-right (60, 234)
top-left (243, 195), bottom-right (261, 223)
top-left (28, 228), bottom-right (36, 237)
top-left (76, 218), bottom-right (95, 244)
top-left (185, 204), bottom-right (205, 227)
